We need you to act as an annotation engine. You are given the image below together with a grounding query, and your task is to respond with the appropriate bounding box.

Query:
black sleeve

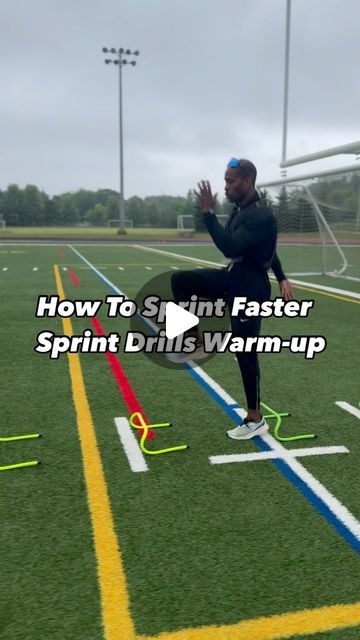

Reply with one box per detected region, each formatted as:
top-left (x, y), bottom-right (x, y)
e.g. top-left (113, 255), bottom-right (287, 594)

top-left (203, 208), bottom-right (273, 259)
top-left (271, 252), bottom-right (286, 282)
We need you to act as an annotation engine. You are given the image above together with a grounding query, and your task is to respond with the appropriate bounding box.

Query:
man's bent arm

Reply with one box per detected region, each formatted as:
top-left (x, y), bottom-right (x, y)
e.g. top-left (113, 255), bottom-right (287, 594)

top-left (203, 208), bottom-right (273, 259)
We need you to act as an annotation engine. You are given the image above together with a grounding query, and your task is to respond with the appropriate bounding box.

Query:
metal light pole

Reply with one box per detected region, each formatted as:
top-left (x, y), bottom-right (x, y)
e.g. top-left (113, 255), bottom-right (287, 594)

top-left (102, 47), bottom-right (139, 232)
top-left (282, 0), bottom-right (292, 165)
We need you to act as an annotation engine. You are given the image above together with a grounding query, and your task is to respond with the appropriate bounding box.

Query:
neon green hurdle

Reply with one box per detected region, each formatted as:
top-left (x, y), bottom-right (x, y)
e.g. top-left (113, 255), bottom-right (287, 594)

top-left (0, 432), bottom-right (41, 471)
top-left (261, 402), bottom-right (316, 442)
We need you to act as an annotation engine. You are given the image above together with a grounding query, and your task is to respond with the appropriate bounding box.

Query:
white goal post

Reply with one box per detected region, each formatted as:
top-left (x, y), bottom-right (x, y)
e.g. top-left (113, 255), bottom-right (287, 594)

top-left (107, 219), bottom-right (133, 228)
top-left (177, 214), bottom-right (229, 235)
top-left (258, 166), bottom-right (360, 282)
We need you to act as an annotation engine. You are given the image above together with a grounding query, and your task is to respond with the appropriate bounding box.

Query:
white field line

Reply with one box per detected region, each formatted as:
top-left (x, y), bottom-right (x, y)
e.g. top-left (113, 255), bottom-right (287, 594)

top-left (193, 366), bottom-right (360, 540)
top-left (69, 245), bottom-right (360, 544)
top-left (132, 244), bottom-right (222, 268)
top-left (210, 446), bottom-right (348, 465)
top-left (134, 244), bottom-right (360, 299)
top-left (114, 417), bottom-right (148, 472)
top-left (336, 402), bottom-right (360, 420)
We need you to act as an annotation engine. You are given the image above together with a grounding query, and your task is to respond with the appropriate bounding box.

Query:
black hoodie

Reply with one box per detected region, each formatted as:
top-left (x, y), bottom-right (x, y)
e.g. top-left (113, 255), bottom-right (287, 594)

top-left (203, 190), bottom-right (286, 282)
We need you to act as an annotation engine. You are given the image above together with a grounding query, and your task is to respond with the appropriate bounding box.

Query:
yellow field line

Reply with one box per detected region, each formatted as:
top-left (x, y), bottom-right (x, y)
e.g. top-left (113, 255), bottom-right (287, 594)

top-left (53, 264), bottom-right (136, 640)
top-left (53, 262), bottom-right (360, 640)
top-left (139, 600), bottom-right (360, 640)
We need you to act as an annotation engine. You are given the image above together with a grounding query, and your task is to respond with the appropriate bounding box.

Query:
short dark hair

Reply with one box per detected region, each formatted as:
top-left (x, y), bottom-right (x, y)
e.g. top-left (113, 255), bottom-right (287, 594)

top-left (237, 159), bottom-right (257, 185)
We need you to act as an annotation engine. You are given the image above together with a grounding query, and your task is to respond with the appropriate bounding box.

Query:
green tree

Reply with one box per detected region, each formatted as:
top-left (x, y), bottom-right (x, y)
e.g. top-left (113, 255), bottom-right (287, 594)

top-left (22, 185), bottom-right (45, 226)
top-left (105, 195), bottom-right (119, 222)
top-left (57, 196), bottom-right (79, 225)
top-left (125, 196), bottom-right (144, 227)
top-left (3, 184), bottom-right (24, 226)
top-left (85, 203), bottom-right (107, 225)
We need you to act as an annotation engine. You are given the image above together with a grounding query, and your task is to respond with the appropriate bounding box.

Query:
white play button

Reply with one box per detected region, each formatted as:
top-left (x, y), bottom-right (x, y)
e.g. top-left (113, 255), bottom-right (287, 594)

top-left (165, 301), bottom-right (199, 340)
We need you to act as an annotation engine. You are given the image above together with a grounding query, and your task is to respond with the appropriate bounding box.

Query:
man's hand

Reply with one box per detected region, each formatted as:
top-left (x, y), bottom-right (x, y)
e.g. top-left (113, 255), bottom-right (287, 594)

top-left (193, 180), bottom-right (218, 213)
top-left (279, 279), bottom-right (294, 301)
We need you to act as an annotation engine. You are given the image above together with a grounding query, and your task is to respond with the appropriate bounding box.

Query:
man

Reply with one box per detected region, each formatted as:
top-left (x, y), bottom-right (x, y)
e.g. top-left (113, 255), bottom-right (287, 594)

top-left (170, 158), bottom-right (293, 440)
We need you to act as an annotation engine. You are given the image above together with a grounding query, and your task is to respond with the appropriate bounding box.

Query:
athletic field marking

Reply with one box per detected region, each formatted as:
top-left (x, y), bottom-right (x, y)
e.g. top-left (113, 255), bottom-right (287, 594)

top-left (191, 365), bottom-right (360, 553)
top-left (91, 315), bottom-right (156, 441)
top-left (68, 268), bottom-right (80, 286)
top-left (10, 251), bottom-right (25, 254)
top-left (69, 245), bottom-right (360, 555)
top-left (132, 244), bottom-right (221, 268)
top-left (336, 401), bottom-right (360, 420)
top-left (118, 266), bottom-right (125, 270)
top-left (210, 445), bottom-right (348, 465)
top-left (145, 266), bottom-right (152, 270)
top-left (0, 251), bottom-right (8, 253)
top-left (60, 262), bottom-right (188, 267)
top-left (114, 417), bottom-right (149, 472)
top-left (134, 245), bottom-right (360, 302)
top-left (53, 264), bottom-right (136, 640)
top-left (137, 601), bottom-right (360, 640)
top-left (68, 247), bottom-right (360, 638)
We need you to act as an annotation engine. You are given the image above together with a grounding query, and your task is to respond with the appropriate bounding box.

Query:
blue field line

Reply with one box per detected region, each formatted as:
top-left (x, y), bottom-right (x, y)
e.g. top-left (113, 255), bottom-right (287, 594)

top-left (68, 245), bottom-right (360, 555)
top-left (185, 364), bottom-right (360, 555)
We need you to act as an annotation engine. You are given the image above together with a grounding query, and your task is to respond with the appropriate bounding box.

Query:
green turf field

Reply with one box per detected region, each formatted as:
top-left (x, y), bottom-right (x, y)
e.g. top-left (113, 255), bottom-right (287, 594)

top-left (0, 226), bottom-right (197, 240)
top-left (0, 242), bottom-right (359, 640)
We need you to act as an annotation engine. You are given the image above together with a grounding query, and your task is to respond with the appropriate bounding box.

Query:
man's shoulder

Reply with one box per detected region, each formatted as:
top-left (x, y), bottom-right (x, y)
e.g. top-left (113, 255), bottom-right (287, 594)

top-left (255, 202), bottom-right (275, 217)
top-left (247, 202), bottom-right (275, 222)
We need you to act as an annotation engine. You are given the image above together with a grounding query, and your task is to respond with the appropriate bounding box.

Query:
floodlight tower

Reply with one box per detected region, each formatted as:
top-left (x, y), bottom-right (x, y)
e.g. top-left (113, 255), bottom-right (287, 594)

top-left (282, 0), bottom-right (291, 166)
top-left (102, 46), bottom-right (140, 231)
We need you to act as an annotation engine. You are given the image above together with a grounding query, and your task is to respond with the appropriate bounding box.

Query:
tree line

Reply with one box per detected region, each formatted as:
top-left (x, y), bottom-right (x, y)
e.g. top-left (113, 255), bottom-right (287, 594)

top-left (0, 184), bottom-right (232, 229)
top-left (0, 174), bottom-right (358, 229)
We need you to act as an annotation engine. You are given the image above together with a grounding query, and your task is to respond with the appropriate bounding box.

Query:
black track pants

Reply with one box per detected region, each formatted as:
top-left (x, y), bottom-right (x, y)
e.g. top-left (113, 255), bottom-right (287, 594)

top-left (171, 268), bottom-right (270, 411)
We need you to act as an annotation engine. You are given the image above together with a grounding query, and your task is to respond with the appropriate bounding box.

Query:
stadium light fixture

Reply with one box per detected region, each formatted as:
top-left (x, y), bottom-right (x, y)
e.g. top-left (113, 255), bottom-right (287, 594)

top-left (102, 46), bottom-right (140, 231)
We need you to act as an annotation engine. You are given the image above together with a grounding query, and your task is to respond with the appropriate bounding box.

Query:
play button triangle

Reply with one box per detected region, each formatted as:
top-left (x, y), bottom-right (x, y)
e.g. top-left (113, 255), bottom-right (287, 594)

top-left (165, 301), bottom-right (199, 340)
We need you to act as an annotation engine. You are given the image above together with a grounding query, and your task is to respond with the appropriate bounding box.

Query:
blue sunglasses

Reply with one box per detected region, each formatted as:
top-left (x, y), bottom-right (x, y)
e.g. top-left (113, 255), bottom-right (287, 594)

top-left (227, 157), bottom-right (251, 176)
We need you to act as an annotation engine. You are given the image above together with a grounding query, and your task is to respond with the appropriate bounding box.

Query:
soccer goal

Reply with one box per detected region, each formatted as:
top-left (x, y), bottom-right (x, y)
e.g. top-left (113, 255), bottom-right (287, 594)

top-left (107, 219), bottom-right (133, 229)
top-left (259, 166), bottom-right (360, 282)
top-left (177, 214), bottom-right (229, 236)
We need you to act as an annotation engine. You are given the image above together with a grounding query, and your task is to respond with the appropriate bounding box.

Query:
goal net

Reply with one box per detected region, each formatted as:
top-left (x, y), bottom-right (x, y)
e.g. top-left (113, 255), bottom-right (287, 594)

top-left (107, 219), bottom-right (134, 229)
top-left (177, 214), bottom-right (229, 236)
top-left (259, 169), bottom-right (360, 282)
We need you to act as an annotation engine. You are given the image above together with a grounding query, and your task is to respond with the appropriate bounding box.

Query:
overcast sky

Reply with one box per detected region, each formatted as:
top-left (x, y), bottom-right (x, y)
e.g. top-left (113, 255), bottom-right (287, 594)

top-left (1, 0), bottom-right (359, 199)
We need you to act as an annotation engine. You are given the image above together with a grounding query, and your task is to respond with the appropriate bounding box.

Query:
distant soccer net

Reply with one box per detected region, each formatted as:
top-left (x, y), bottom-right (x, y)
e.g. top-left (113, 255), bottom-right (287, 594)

top-left (107, 219), bottom-right (133, 229)
top-left (177, 214), bottom-right (229, 236)
top-left (259, 168), bottom-right (360, 282)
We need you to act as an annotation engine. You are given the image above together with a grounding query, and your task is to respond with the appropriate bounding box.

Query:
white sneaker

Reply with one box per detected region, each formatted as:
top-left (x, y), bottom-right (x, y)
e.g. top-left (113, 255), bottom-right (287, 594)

top-left (167, 342), bottom-right (207, 364)
top-left (227, 417), bottom-right (268, 440)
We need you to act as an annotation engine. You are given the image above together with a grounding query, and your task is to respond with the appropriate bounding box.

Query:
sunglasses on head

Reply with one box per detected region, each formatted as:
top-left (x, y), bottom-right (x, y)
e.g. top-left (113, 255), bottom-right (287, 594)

top-left (227, 158), bottom-right (251, 176)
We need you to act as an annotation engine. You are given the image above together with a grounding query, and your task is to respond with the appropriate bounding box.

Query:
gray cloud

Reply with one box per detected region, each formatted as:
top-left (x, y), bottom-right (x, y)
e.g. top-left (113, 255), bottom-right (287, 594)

top-left (1, 0), bottom-right (359, 198)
